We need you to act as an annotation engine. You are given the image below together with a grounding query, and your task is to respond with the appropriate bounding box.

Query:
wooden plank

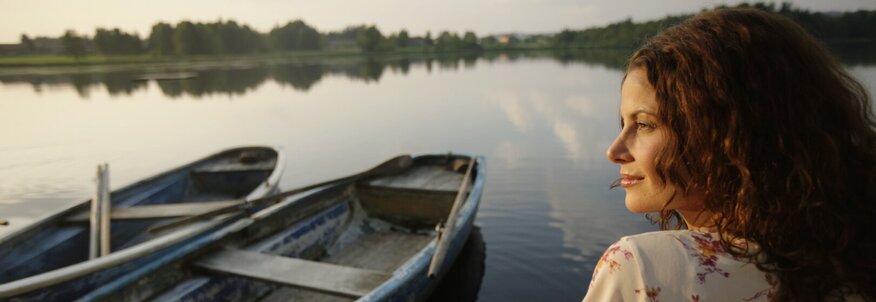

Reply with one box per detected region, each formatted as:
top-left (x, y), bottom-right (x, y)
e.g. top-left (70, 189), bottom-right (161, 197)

top-left (90, 164), bottom-right (104, 259)
top-left (367, 166), bottom-right (466, 192)
top-left (357, 186), bottom-right (455, 227)
top-left (100, 163), bottom-right (111, 257)
top-left (323, 232), bottom-right (433, 272)
top-left (65, 200), bottom-right (241, 223)
top-left (192, 248), bottom-right (392, 299)
top-left (194, 157), bottom-right (276, 173)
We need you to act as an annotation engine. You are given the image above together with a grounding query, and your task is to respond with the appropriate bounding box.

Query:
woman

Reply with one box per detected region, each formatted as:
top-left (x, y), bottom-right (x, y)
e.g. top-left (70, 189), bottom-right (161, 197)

top-left (585, 8), bottom-right (875, 302)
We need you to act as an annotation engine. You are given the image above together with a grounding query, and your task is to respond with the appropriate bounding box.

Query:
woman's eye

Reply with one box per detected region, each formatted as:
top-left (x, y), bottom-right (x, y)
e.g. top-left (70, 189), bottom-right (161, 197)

top-left (636, 121), bottom-right (655, 131)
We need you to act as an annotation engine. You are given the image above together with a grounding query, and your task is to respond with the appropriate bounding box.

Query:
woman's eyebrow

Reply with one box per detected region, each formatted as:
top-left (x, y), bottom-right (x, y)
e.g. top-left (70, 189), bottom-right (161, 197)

top-left (623, 109), bottom-right (656, 118)
top-left (633, 109), bottom-right (657, 116)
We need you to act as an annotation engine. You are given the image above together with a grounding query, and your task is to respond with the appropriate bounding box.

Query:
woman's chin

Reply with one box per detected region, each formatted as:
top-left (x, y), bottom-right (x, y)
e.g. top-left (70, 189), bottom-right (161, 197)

top-left (624, 198), bottom-right (660, 213)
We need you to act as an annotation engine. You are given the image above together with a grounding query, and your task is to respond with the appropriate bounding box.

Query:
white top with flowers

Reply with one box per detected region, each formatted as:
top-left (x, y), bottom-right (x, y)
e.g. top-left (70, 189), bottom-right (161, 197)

top-left (582, 230), bottom-right (777, 302)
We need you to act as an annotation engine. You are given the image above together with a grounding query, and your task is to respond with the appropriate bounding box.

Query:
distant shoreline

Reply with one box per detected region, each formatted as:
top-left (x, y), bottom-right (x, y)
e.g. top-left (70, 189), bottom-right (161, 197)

top-left (0, 46), bottom-right (558, 75)
top-left (1, 39), bottom-right (872, 77)
top-left (0, 48), bottom-right (363, 68)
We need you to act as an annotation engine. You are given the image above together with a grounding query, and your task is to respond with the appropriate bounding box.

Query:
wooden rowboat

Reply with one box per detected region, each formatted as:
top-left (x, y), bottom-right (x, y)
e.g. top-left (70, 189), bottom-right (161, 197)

top-left (0, 146), bottom-right (285, 300)
top-left (82, 153), bottom-right (484, 301)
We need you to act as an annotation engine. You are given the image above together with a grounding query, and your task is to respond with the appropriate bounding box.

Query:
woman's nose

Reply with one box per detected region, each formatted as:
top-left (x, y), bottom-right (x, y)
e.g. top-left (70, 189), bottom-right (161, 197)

top-left (606, 134), bottom-right (633, 164)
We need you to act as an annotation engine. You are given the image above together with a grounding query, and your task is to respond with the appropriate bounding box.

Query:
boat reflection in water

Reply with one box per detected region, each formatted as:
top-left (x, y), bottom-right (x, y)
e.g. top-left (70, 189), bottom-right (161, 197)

top-left (427, 225), bottom-right (486, 302)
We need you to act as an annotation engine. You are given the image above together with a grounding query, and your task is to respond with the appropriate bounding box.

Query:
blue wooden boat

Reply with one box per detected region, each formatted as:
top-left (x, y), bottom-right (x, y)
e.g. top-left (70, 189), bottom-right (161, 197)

top-left (81, 153), bottom-right (484, 302)
top-left (0, 146), bottom-right (285, 300)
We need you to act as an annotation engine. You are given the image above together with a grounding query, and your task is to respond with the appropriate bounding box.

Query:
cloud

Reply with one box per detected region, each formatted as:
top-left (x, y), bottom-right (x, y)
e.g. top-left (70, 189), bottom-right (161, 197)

top-left (564, 95), bottom-right (598, 118)
top-left (484, 90), bottom-right (532, 132)
top-left (552, 120), bottom-right (585, 163)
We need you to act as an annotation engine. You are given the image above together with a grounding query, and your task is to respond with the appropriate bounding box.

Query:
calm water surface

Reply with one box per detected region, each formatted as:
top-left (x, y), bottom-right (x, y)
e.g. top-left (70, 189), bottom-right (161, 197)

top-left (1, 52), bottom-right (874, 301)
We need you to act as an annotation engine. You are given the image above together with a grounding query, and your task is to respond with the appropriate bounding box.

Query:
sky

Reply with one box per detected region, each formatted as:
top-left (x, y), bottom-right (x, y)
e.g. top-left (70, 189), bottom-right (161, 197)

top-left (2, 0), bottom-right (876, 44)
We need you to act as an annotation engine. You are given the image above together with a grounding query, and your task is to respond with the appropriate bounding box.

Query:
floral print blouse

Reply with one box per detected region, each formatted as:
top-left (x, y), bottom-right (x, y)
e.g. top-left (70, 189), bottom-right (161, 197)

top-left (582, 230), bottom-right (777, 302)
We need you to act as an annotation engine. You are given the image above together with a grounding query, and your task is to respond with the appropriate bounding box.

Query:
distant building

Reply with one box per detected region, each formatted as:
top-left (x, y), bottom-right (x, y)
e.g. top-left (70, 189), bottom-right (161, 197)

top-left (495, 34), bottom-right (523, 44)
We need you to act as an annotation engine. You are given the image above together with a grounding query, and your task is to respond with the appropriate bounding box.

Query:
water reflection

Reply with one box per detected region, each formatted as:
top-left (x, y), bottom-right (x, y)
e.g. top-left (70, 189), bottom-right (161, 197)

top-left (0, 52), bottom-right (601, 99)
top-left (831, 41), bottom-right (876, 67)
top-left (273, 64), bottom-right (323, 90)
top-left (2, 48), bottom-right (873, 100)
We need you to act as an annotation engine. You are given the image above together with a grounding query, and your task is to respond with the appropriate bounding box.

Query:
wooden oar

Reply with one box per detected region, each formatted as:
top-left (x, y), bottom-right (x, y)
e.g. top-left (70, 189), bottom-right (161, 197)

top-left (428, 157), bottom-right (476, 278)
top-left (148, 155), bottom-right (414, 233)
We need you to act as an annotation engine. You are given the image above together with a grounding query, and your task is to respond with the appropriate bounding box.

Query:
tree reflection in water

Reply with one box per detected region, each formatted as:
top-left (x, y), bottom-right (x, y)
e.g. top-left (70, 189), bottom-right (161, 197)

top-left (1, 48), bottom-right (872, 99)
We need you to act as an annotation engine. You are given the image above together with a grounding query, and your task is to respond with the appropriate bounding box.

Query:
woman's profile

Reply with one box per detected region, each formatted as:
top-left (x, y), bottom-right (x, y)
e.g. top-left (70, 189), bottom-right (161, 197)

top-left (585, 8), bottom-right (875, 302)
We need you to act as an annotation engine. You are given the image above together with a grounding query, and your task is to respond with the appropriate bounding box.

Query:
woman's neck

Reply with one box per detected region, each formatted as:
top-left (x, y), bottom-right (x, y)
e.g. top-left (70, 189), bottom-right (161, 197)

top-left (677, 208), bottom-right (719, 232)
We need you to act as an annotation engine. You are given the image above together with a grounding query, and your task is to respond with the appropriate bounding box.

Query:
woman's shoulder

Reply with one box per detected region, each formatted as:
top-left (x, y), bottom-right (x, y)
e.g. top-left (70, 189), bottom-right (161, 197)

top-left (620, 230), bottom-right (760, 280)
top-left (613, 230), bottom-right (715, 259)
top-left (584, 230), bottom-right (778, 301)
top-left (620, 229), bottom-right (715, 244)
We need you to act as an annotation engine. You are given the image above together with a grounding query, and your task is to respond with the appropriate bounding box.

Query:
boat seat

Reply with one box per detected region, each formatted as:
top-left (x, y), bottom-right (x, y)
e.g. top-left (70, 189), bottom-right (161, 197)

top-left (63, 200), bottom-right (240, 223)
top-left (193, 157), bottom-right (277, 173)
top-left (357, 165), bottom-right (471, 228)
top-left (365, 165), bottom-right (467, 192)
top-left (192, 248), bottom-right (392, 298)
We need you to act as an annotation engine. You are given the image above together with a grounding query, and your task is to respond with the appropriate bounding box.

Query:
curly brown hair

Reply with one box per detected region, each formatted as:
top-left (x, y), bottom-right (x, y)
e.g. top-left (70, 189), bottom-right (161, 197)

top-left (627, 8), bottom-right (876, 301)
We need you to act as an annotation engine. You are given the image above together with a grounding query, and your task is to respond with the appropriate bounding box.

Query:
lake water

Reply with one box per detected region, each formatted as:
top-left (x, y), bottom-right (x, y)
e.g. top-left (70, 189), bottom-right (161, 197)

top-left (1, 51), bottom-right (874, 301)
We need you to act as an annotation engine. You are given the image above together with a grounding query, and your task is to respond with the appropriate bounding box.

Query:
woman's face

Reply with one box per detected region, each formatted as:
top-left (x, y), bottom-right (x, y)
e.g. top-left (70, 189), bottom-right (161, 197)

top-left (606, 68), bottom-right (704, 213)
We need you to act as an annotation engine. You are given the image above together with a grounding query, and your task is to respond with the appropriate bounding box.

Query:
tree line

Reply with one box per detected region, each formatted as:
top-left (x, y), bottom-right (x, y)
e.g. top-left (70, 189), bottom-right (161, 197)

top-left (11, 1), bottom-right (876, 59)
top-left (552, 2), bottom-right (876, 50)
top-left (16, 20), bottom-right (486, 58)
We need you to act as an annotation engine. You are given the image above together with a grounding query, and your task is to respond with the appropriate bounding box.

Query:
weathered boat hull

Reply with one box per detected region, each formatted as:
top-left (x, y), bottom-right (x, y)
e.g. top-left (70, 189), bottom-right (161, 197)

top-left (84, 153), bottom-right (484, 302)
top-left (0, 146), bottom-right (285, 300)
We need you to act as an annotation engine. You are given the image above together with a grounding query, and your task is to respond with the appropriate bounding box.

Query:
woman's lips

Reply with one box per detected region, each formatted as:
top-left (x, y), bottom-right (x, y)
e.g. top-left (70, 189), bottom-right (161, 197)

top-left (619, 174), bottom-right (644, 187)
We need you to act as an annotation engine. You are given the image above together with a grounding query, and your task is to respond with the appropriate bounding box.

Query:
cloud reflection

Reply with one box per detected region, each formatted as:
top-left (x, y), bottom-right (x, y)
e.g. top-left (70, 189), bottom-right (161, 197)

top-left (487, 84), bottom-right (616, 166)
top-left (484, 90), bottom-right (533, 132)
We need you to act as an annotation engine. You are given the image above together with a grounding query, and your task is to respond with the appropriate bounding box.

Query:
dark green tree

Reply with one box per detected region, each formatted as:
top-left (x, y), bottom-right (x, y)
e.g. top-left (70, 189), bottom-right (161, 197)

top-left (173, 21), bottom-right (201, 56)
top-left (462, 31), bottom-right (481, 51)
top-left (397, 29), bottom-right (410, 47)
top-left (198, 23), bottom-right (223, 54)
top-left (269, 20), bottom-right (321, 51)
top-left (554, 29), bottom-right (575, 49)
top-left (211, 20), bottom-right (265, 54)
top-left (424, 31), bottom-right (433, 46)
top-left (167, 22), bottom-right (222, 55)
top-left (20, 34), bottom-right (35, 53)
top-left (61, 30), bottom-right (87, 59)
top-left (357, 26), bottom-right (383, 52)
top-left (480, 36), bottom-right (499, 48)
top-left (384, 33), bottom-right (398, 49)
top-left (148, 23), bottom-right (175, 56)
top-left (434, 31), bottom-right (460, 52)
top-left (94, 28), bottom-right (143, 55)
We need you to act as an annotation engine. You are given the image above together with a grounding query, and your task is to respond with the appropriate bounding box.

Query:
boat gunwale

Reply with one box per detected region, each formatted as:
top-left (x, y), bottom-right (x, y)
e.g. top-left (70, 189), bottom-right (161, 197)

top-left (0, 145), bottom-right (285, 297)
top-left (0, 145), bottom-right (283, 245)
